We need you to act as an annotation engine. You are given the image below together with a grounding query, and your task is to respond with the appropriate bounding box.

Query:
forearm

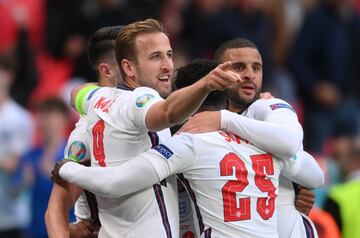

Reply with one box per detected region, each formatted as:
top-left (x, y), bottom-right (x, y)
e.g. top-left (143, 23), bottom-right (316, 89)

top-left (60, 157), bottom-right (161, 198)
top-left (282, 150), bottom-right (324, 189)
top-left (221, 110), bottom-right (303, 159)
top-left (147, 80), bottom-right (210, 131)
top-left (46, 183), bottom-right (83, 238)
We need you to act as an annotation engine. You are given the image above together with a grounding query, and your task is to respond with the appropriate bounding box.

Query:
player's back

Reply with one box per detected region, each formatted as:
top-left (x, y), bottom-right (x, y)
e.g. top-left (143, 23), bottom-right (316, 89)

top-left (85, 86), bottom-right (178, 238)
top-left (242, 98), bottom-right (318, 238)
top-left (181, 131), bottom-right (283, 238)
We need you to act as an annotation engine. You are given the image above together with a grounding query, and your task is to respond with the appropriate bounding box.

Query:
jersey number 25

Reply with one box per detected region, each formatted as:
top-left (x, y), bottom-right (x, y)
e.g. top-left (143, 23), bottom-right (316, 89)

top-left (220, 153), bottom-right (275, 222)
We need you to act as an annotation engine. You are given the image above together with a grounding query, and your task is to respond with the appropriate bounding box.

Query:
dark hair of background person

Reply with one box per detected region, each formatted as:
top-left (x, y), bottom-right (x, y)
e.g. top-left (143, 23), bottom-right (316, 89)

top-left (36, 97), bottom-right (69, 116)
top-left (213, 37), bottom-right (258, 61)
top-left (87, 25), bottom-right (123, 74)
top-left (170, 58), bottom-right (226, 135)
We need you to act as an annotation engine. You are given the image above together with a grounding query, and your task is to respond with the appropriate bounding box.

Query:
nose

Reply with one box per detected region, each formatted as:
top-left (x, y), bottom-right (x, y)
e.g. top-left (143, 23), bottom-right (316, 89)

top-left (161, 56), bottom-right (174, 72)
top-left (242, 65), bottom-right (255, 81)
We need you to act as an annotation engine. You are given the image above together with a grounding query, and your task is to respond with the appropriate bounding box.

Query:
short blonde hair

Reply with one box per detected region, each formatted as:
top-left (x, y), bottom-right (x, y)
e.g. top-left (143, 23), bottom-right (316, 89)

top-left (115, 19), bottom-right (167, 78)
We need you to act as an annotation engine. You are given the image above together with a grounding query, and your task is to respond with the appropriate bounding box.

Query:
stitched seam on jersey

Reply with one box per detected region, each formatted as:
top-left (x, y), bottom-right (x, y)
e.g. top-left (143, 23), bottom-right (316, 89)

top-left (153, 184), bottom-right (172, 238)
top-left (302, 216), bottom-right (314, 238)
top-left (147, 131), bottom-right (159, 148)
top-left (148, 132), bottom-right (172, 237)
top-left (177, 173), bottom-right (205, 234)
top-left (116, 84), bottom-right (133, 91)
top-left (204, 227), bottom-right (212, 238)
top-left (84, 190), bottom-right (101, 227)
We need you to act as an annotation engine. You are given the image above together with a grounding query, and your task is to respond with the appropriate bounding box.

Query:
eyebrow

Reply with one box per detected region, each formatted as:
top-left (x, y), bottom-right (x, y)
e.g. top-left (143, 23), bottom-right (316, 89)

top-left (231, 61), bottom-right (262, 67)
top-left (148, 49), bottom-right (173, 57)
top-left (253, 62), bottom-right (262, 68)
top-left (231, 62), bottom-right (246, 67)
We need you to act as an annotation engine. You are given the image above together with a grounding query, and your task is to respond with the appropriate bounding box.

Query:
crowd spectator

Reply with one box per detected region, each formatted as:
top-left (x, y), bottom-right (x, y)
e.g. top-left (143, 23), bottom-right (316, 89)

top-left (20, 98), bottom-right (74, 238)
top-left (0, 54), bottom-right (34, 238)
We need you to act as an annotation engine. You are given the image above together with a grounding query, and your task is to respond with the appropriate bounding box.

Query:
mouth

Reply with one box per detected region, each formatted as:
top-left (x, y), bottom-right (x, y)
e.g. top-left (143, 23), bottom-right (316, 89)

top-left (240, 84), bottom-right (256, 94)
top-left (158, 74), bottom-right (170, 82)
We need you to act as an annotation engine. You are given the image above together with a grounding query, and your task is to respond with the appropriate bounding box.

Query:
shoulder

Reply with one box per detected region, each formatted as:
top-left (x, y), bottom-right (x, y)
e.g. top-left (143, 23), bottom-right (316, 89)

top-left (251, 98), bottom-right (291, 107)
top-left (175, 131), bottom-right (223, 145)
top-left (250, 98), bottom-right (295, 113)
top-left (133, 87), bottom-right (161, 97)
top-left (131, 87), bottom-right (163, 108)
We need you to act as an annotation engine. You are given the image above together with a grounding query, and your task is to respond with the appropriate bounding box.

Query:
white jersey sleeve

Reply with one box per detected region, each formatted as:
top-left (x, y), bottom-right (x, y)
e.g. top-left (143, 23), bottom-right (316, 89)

top-left (122, 87), bottom-right (163, 130)
top-left (59, 133), bottom-right (196, 198)
top-left (220, 98), bottom-right (303, 159)
top-left (87, 86), bottom-right (163, 132)
top-left (280, 150), bottom-right (324, 189)
top-left (145, 133), bottom-right (196, 178)
top-left (63, 116), bottom-right (90, 161)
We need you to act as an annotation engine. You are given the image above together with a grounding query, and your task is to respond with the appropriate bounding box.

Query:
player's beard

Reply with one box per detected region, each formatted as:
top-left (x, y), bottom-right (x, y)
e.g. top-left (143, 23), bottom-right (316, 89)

top-left (227, 85), bottom-right (261, 111)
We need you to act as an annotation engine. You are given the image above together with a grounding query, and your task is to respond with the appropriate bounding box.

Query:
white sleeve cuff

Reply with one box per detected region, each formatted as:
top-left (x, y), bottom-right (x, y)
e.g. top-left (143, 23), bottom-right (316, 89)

top-left (59, 162), bottom-right (82, 182)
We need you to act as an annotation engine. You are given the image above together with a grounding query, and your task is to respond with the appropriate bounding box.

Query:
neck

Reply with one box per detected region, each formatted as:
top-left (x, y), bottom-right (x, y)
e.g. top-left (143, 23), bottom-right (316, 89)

top-left (122, 77), bottom-right (140, 89)
top-left (228, 102), bottom-right (246, 114)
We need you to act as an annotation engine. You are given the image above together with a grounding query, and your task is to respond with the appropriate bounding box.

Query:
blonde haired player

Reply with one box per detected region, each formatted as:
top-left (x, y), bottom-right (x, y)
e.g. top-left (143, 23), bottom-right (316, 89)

top-left (53, 59), bottom-right (324, 238)
top-left (67, 19), bottom-right (240, 238)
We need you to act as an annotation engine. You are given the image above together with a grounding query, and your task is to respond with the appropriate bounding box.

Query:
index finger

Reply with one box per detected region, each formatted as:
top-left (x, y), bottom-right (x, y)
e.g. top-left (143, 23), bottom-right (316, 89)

top-left (218, 61), bottom-right (232, 71)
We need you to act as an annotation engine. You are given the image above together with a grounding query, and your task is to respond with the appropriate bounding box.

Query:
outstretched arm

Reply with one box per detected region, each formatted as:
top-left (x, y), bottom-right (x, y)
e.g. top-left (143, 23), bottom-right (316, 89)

top-left (54, 134), bottom-right (196, 198)
top-left (56, 155), bottom-right (161, 198)
top-left (145, 61), bottom-right (240, 131)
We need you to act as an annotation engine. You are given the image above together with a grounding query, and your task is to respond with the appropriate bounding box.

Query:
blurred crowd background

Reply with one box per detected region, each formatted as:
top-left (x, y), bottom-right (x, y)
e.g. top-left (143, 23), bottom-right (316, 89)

top-left (0, 0), bottom-right (359, 238)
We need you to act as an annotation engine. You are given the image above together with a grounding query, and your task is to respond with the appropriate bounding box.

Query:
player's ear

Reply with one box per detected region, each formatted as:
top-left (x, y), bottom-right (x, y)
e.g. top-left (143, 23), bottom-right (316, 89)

top-left (121, 59), bottom-right (136, 78)
top-left (99, 63), bottom-right (111, 78)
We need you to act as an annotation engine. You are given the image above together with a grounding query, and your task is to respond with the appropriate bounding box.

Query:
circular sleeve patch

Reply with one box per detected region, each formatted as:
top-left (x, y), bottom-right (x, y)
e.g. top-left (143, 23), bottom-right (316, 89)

top-left (67, 141), bottom-right (87, 162)
top-left (135, 94), bottom-right (155, 108)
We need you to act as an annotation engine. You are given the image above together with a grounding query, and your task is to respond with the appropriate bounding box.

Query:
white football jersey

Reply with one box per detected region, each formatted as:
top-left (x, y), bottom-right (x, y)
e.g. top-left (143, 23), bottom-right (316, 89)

top-left (63, 116), bottom-right (92, 221)
top-left (79, 86), bottom-right (179, 238)
top-left (235, 98), bottom-right (318, 238)
top-left (148, 131), bottom-right (297, 238)
top-left (64, 116), bottom-right (88, 158)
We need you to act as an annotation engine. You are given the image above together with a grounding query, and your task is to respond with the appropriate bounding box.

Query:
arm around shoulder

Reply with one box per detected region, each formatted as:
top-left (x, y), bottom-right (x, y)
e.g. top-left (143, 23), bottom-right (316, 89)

top-left (145, 79), bottom-right (211, 131)
top-left (220, 103), bottom-right (303, 159)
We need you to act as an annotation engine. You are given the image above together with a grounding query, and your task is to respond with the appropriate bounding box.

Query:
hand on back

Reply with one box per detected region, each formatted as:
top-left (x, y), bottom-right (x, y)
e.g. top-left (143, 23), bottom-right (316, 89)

top-left (177, 111), bottom-right (221, 134)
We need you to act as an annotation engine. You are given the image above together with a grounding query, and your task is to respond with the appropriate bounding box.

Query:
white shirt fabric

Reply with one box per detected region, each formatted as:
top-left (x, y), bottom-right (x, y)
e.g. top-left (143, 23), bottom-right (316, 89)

top-left (0, 99), bottom-right (34, 230)
top-left (77, 86), bottom-right (179, 238)
top-left (63, 115), bottom-right (92, 221)
top-left (64, 116), bottom-right (91, 161)
top-left (221, 98), bottom-right (320, 238)
top-left (60, 131), bottom-right (323, 238)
